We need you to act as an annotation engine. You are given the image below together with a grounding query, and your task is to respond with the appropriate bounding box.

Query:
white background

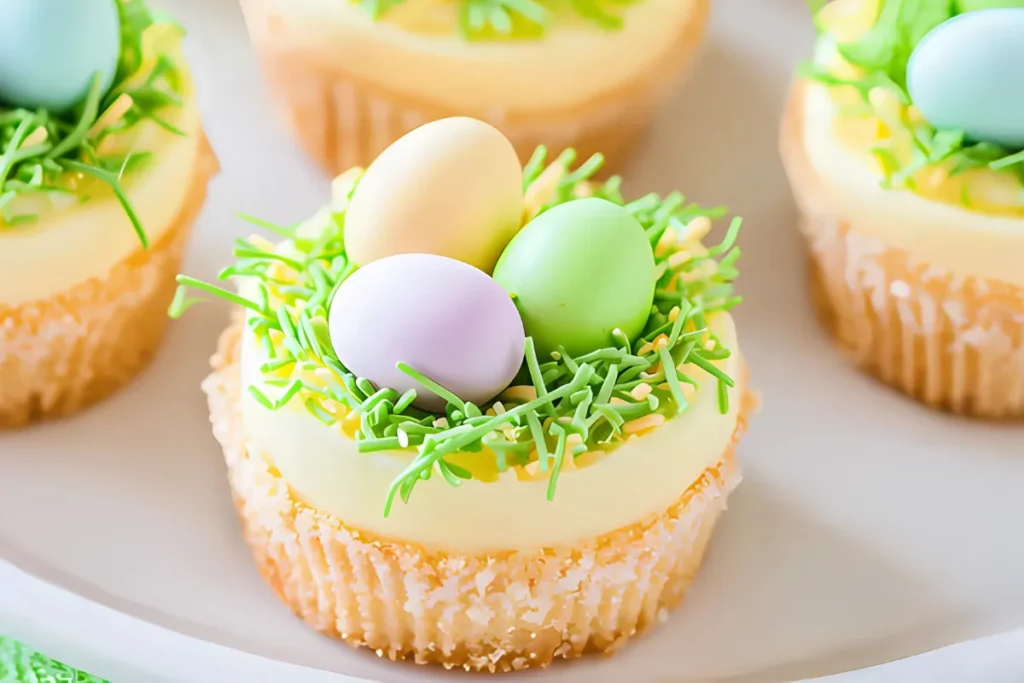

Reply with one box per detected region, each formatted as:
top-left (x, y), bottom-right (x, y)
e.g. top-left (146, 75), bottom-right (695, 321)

top-left (2, 0), bottom-right (1024, 681)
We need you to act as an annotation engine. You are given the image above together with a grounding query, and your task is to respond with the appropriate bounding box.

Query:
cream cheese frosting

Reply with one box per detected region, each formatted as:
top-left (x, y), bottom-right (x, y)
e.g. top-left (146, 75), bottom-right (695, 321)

top-left (244, 0), bottom-right (702, 111)
top-left (0, 40), bottom-right (203, 307)
top-left (239, 312), bottom-right (744, 554)
top-left (799, 0), bottom-right (1024, 287)
top-left (801, 83), bottom-right (1024, 287)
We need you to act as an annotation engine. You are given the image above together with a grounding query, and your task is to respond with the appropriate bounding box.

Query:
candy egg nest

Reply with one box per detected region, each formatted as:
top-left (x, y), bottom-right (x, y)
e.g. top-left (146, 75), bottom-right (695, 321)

top-left (801, 0), bottom-right (1024, 211)
top-left (0, 0), bottom-right (186, 241)
top-left (172, 146), bottom-right (742, 515)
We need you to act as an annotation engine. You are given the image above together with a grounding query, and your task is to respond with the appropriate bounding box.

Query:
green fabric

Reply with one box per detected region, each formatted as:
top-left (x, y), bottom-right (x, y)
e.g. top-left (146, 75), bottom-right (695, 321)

top-left (0, 638), bottom-right (107, 683)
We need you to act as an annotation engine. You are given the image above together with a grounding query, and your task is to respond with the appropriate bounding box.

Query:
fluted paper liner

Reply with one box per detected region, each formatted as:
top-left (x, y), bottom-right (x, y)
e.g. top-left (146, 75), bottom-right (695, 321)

top-left (239, 0), bottom-right (709, 175)
top-left (781, 86), bottom-right (1024, 418)
top-left (204, 321), bottom-right (752, 672)
top-left (0, 138), bottom-right (218, 428)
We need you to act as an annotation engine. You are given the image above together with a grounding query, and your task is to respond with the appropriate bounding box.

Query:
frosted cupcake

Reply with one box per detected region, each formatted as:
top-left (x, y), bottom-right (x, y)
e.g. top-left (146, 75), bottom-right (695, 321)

top-left (239, 0), bottom-right (709, 174)
top-left (174, 118), bottom-right (752, 671)
top-left (0, 0), bottom-right (217, 427)
top-left (782, 0), bottom-right (1024, 417)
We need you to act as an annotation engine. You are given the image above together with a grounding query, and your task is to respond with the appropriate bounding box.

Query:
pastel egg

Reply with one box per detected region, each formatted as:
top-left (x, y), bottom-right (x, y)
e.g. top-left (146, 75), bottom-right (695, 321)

top-left (329, 253), bottom-right (525, 412)
top-left (955, 1), bottom-right (1024, 11)
top-left (0, 0), bottom-right (121, 112)
top-left (907, 9), bottom-right (1024, 149)
top-left (344, 117), bottom-right (525, 274)
top-left (492, 198), bottom-right (656, 359)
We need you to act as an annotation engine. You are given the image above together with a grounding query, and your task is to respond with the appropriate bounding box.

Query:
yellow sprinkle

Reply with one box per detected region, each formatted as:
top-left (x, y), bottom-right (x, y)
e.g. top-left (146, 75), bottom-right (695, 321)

top-left (630, 383), bottom-right (652, 400)
top-left (906, 105), bottom-right (926, 126)
top-left (492, 401), bottom-right (506, 415)
top-left (610, 397), bottom-right (628, 405)
top-left (668, 250), bottom-right (692, 268)
top-left (668, 306), bottom-right (680, 323)
top-left (623, 414), bottom-right (665, 434)
top-left (656, 383), bottom-right (670, 392)
top-left (868, 87), bottom-right (903, 129)
top-left (433, 417), bottom-right (449, 429)
top-left (705, 338), bottom-right (717, 351)
top-left (22, 126), bottom-right (48, 148)
top-left (924, 166), bottom-right (948, 190)
top-left (636, 341), bottom-right (654, 356)
top-left (331, 168), bottom-right (364, 199)
top-left (249, 234), bottom-right (277, 253)
top-left (523, 163), bottom-right (566, 215)
top-left (683, 216), bottom-right (712, 242)
top-left (88, 94), bottom-right (134, 138)
top-left (519, 460), bottom-right (542, 480)
top-left (500, 385), bottom-right (537, 403)
top-left (655, 226), bottom-right (677, 252)
top-left (653, 334), bottom-right (670, 350)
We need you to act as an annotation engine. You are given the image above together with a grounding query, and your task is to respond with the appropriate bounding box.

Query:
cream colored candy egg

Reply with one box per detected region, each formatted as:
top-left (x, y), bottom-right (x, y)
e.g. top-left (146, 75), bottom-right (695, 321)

top-left (343, 117), bottom-right (525, 274)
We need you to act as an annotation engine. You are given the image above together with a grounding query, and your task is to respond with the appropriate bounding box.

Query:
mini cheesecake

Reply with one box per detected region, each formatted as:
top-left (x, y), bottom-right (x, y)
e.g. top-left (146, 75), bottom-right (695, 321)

top-left (178, 119), bottom-right (752, 670)
top-left (782, 0), bottom-right (1024, 417)
top-left (240, 0), bottom-right (709, 174)
top-left (0, 15), bottom-right (217, 427)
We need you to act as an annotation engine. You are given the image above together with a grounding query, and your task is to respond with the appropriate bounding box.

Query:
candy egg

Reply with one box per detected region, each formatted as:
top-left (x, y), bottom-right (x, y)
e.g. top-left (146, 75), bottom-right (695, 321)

top-left (0, 0), bottom-right (121, 112)
top-left (907, 9), bottom-right (1024, 149)
top-left (492, 198), bottom-right (656, 359)
top-left (329, 253), bottom-right (525, 412)
top-left (955, 1), bottom-right (1024, 11)
top-left (344, 117), bottom-right (525, 273)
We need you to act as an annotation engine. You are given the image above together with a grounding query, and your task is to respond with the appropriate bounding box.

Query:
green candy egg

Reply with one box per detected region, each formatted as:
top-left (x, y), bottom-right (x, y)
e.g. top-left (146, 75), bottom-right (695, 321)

top-left (0, 0), bottom-right (121, 112)
top-left (493, 198), bottom-right (656, 359)
top-left (955, 0), bottom-right (1024, 10)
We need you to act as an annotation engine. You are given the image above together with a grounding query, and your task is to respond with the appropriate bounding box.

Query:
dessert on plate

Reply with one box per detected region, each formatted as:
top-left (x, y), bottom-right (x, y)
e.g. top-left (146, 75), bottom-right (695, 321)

top-left (782, 0), bottom-right (1024, 418)
top-left (0, 0), bottom-right (218, 428)
top-left (174, 117), bottom-right (753, 671)
top-left (239, 0), bottom-right (709, 174)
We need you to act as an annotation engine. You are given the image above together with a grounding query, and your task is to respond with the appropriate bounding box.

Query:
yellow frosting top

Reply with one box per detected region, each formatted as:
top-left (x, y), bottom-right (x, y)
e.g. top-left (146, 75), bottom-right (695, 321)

top-left (798, 0), bottom-right (1024, 285)
top-left (809, 0), bottom-right (1024, 217)
top-left (239, 311), bottom-right (744, 552)
top-left (243, 0), bottom-right (702, 110)
top-left (0, 26), bottom-right (203, 306)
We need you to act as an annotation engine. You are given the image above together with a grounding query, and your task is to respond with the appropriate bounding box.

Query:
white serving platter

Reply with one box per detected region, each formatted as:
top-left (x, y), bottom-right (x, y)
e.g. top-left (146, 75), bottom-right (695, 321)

top-left (3, 1), bottom-right (1024, 681)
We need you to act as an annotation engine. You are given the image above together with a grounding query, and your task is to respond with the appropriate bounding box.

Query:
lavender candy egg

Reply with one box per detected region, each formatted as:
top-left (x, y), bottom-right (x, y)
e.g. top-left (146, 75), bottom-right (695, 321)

top-left (328, 253), bottom-right (526, 412)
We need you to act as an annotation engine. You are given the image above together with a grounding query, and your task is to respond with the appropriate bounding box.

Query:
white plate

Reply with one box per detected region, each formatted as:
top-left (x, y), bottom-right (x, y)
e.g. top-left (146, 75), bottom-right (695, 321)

top-left (3, 1), bottom-right (1024, 681)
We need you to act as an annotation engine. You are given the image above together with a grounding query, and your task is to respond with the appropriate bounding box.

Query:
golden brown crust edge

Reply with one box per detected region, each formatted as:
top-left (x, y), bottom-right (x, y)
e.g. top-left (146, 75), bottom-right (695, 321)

top-left (0, 136), bottom-right (219, 428)
top-left (203, 319), bottom-right (753, 672)
top-left (239, 0), bottom-right (710, 175)
top-left (781, 84), bottom-right (1024, 418)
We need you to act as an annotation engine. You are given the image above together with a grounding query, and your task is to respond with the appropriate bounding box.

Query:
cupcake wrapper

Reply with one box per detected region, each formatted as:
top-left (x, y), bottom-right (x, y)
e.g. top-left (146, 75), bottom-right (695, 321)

top-left (804, 214), bottom-right (1024, 418)
top-left (0, 137), bottom-right (218, 428)
top-left (204, 322), bottom-right (753, 672)
top-left (239, 0), bottom-right (709, 175)
top-left (781, 86), bottom-right (1024, 418)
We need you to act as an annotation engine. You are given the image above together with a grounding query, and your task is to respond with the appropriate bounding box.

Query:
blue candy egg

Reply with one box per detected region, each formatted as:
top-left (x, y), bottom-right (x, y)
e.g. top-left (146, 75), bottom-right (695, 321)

top-left (0, 0), bottom-right (122, 112)
top-left (908, 9), bottom-right (1024, 149)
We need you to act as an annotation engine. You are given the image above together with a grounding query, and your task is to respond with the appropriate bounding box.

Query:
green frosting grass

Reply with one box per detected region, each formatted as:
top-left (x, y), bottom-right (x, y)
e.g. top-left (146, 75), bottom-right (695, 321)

top-left (801, 0), bottom-right (1024, 193)
top-left (356, 0), bottom-right (642, 40)
top-left (0, 637), bottom-right (108, 683)
top-left (171, 147), bottom-right (742, 516)
top-left (0, 0), bottom-right (186, 245)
